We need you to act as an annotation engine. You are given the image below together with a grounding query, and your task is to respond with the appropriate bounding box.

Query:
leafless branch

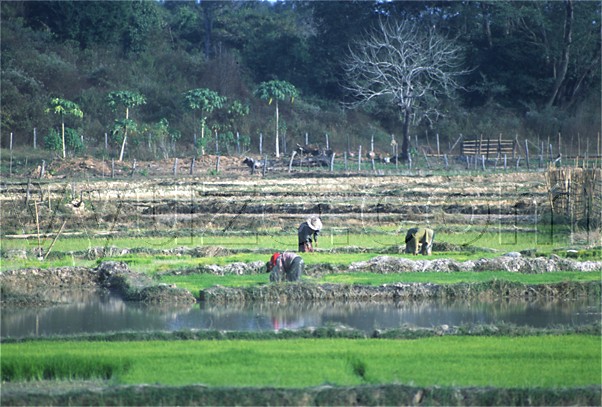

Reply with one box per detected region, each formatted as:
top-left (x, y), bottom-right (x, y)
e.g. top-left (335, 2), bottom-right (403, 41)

top-left (344, 18), bottom-right (469, 124)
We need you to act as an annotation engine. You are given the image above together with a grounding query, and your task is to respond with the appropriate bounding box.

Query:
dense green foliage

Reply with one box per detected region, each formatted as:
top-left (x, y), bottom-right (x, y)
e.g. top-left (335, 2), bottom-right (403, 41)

top-left (1, 1), bottom-right (599, 157)
top-left (3, 336), bottom-right (599, 388)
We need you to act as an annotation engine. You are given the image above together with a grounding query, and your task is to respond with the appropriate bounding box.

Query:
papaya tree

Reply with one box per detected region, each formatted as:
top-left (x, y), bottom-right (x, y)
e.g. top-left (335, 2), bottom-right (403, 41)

top-left (227, 99), bottom-right (250, 154)
top-left (183, 88), bottom-right (226, 155)
top-left (254, 80), bottom-right (298, 158)
top-left (45, 98), bottom-right (83, 159)
top-left (107, 91), bottom-right (146, 162)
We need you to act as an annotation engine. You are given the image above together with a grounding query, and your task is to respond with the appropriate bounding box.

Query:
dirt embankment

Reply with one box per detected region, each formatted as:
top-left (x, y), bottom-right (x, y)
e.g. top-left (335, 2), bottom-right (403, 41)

top-left (0, 261), bottom-right (195, 306)
top-left (2, 255), bottom-right (600, 306)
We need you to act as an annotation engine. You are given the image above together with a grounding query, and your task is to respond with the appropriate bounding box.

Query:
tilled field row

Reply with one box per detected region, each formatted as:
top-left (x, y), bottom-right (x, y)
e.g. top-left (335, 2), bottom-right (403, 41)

top-left (1, 173), bottom-right (548, 232)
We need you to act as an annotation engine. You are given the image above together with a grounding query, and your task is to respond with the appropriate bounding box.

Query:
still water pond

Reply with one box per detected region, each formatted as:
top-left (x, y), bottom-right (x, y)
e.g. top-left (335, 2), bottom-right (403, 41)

top-left (2, 291), bottom-right (599, 338)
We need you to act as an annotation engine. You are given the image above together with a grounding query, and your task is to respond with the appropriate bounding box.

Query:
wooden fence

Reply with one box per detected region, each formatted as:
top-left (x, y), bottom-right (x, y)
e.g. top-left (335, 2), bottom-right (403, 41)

top-left (461, 138), bottom-right (515, 157)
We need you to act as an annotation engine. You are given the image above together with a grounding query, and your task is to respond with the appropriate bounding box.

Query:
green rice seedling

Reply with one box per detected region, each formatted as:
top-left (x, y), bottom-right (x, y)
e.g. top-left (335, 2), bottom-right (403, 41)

top-left (2, 336), bottom-right (599, 388)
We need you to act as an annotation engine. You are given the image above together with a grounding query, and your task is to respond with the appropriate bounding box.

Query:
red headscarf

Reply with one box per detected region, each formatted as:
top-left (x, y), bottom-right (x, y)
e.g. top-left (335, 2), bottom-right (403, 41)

top-left (270, 252), bottom-right (281, 266)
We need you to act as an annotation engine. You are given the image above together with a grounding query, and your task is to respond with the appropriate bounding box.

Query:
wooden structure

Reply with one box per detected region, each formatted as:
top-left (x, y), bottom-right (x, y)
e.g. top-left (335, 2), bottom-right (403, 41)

top-left (461, 138), bottom-right (515, 157)
top-left (545, 167), bottom-right (601, 228)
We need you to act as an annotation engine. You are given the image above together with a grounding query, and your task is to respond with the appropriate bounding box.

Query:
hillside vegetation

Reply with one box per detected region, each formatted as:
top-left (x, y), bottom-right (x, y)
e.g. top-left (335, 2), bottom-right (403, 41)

top-left (1, 1), bottom-right (600, 160)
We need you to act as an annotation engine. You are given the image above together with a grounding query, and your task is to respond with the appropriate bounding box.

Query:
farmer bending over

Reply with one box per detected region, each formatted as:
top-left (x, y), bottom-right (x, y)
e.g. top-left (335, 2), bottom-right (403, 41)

top-left (266, 252), bottom-right (304, 282)
top-left (298, 216), bottom-right (322, 252)
top-left (404, 227), bottom-right (435, 255)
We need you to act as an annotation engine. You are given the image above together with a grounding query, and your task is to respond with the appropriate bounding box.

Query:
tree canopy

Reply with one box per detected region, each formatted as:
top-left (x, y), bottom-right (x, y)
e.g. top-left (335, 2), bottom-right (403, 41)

top-left (1, 1), bottom-right (599, 157)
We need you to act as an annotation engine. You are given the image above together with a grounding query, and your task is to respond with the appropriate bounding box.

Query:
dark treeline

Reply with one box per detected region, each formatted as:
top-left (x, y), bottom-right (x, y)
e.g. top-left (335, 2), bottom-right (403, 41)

top-left (1, 1), bottom-right (600, 159)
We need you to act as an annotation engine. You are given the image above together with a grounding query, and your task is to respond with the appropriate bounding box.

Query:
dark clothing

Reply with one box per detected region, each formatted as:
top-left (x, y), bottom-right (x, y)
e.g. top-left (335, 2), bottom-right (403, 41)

top-left (268, 252), bottom-right (304, 282)
top-left (298, 221), bottom-right (319, 252)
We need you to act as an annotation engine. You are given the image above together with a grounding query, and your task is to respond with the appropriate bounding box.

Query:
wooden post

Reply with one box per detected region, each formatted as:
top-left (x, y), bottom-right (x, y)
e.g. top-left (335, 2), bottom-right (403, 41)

top-left (449, 134), bottom-right (463, 154)
top-left (524, 140), bottom-right (530, 169)
top-left (289, 150), bottom-right (296, 173)
top-left (498, 133), bottom-right (502, 156)
top-left (444, 154), bottom-right (448, 169)
top-left (330, 152), bottom-right (336, 172)
top-left (111, 159), bottom-right (115, 178)
top-left (512, 138), bottom-right (517, 160)
top-left (40, 160), bottom-right (46, 179)
top-left (422, 149), bottom-right (431, 169)
top-left (131, 159), bottom-right (137, 177)
top-left (190, 157), bottom-right (196, 175)
top-left (173, 158), bottom-right (178, 176)
top-left (358, 145), bottom-right (362, 172)
top-left (105, 133), bottom-right (108, 151)
top-left (26, 178), bottom-right (31, 204)
top-left (481, 155), bottom-right (485, 171)
top-left (33, 128), bottom-right (37, 149)
top-left (504, 154), bottom-right (507, 171)
top-left (436, 133), bottom-right (440, 157)
top-left (344, 152), bottom-right (348, 172)
top-left (236, 132), bottom-right (240, 155)
top-left (214, 129), bottom-right (219, 155)
top-left (408, 153), bottom-right (412, 170)
top-left (371, 158), bottom-right (376, 172)
top-left (9, 132), bottom-right (13, 177)
top-left (259, 133), bottom-right (263, 155)
top-left (305, 132), bottom-right (309, 145)
top-left (262, 155), bottom-right (267, 176)
top-left (215, 156), bottom-right (220, 173)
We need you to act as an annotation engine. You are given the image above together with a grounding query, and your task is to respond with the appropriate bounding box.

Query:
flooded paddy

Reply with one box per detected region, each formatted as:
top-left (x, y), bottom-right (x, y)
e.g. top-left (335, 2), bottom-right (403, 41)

top-left (2, 291), bottom-right (599, 339)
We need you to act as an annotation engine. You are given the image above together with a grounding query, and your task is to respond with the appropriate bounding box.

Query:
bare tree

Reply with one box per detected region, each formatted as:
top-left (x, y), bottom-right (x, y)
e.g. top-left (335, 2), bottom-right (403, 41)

top-left (344, 19), bottom-right (468, 160)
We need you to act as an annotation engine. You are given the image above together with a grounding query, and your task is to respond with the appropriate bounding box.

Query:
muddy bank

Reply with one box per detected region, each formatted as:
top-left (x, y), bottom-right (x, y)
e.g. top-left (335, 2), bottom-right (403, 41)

top-left (159, 253), bottom-right (602, 277)
top-left (2, 256), bottom-right (600, 306)
top-left (1, 382), bottom-right (599, 407)
top-left (0, 261), bottom-right (195, 306)
top-left (346, 254), bottom-right (602, 274)
top-left (200, 280), bottom-right (600, 303)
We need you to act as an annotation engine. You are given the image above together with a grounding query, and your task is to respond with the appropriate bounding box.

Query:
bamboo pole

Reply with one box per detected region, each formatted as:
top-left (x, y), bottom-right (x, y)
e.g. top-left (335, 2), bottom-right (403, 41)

top-left (34, 201), bottom-right (41, 253)
top-left (44, 219), bottom-right (67, 260)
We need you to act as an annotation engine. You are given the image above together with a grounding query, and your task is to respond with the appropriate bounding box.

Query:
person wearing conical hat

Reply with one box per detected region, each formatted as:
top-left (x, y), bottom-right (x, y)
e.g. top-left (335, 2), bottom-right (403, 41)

top-left (298, 215), bottom-right (322, 252)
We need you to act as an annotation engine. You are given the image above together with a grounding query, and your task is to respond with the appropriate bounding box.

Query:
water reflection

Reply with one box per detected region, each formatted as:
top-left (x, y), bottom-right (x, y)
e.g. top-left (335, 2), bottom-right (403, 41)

top-left (1, 292), bottom-right (599, 339)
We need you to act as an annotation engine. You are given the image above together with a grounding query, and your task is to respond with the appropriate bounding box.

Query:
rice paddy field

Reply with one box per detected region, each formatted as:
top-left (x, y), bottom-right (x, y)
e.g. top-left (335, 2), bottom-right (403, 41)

top-left (1, 162), bottom-right (601, 405)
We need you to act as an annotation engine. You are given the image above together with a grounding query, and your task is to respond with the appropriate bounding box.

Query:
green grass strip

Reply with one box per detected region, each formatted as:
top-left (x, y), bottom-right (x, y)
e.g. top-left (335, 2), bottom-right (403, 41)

top-left (2, 336), bottom-right (599, 388)
top-left (158, 271), bottom-right (601, 292)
